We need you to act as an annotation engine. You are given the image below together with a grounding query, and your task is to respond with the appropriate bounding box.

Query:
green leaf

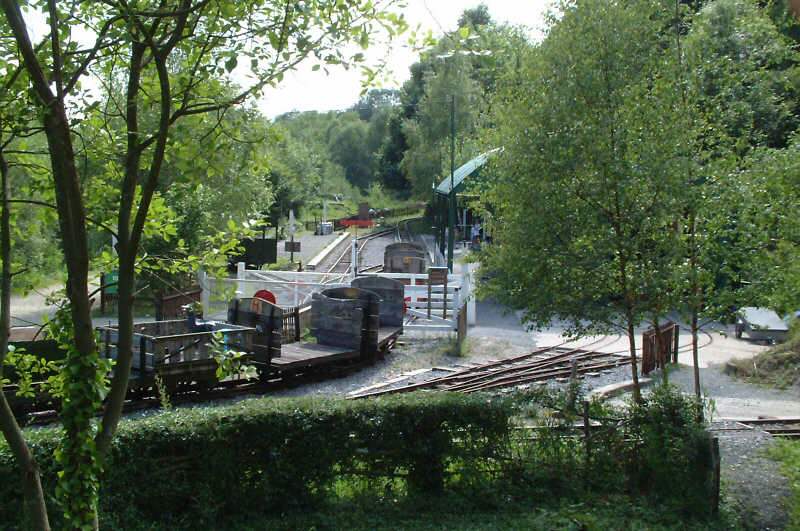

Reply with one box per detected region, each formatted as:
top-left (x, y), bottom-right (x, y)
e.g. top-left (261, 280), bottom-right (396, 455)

top-left (225, 55), bottom-right (238, 72)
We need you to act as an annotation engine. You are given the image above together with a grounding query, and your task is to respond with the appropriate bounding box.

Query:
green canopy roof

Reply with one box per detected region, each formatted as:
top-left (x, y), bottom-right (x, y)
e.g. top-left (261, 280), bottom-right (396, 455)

top-left (435, 148), bottom-right (502, 196)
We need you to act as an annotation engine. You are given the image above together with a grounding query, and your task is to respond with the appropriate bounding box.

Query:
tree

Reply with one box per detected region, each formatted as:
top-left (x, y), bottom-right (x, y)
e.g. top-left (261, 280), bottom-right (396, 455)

top-left (328, 117), bottom-right (375, 188)
top-left (350, 88), bottom-right (399, 121)
top-left (673, 0), bottom-right (800, 404)
top-left (458, 4), bottom-right (492, 29)
top-left (0, 0), bottom-right (402, 527)
top-left (480, 0), bottom-right (685, 403)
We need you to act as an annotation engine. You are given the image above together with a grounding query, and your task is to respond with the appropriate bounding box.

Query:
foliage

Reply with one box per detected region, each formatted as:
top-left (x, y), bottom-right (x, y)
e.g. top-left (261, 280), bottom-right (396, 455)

top-left (0, 0), bottom-right (408, 527)
top-left (0, 388), bottom-right (718, 528)
top-left (209, 331), bottom-right (257, 380)
top-left (673, 0), bottom-right (800, 328)
top-left (1, 345), bottom-right (61, 399)
top-left (45, 306), bottom-right (113, 530)
top-left (164, 495), bottom-right (742, 531)
top-left (477, 0), bottom-right (686, 403)
top-left (685, 0), bottom-right (800, 153)
top-left (767, 439), bottom-right (800, 529)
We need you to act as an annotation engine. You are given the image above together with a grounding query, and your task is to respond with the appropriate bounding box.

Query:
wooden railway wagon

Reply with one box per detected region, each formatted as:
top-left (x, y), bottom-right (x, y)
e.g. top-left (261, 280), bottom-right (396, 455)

top-left (384, 242), bottom-right (427, 274)
top-left (228, 278), bottom-right (405, 378)
top-left (7, 279), bottom-right (405, 417)
top-left (97, 319), bottom-right (259, 389)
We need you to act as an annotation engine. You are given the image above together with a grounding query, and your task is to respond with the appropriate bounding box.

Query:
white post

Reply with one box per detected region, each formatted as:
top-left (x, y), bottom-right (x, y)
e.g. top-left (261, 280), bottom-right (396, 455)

top-left (237, 261), bottom-right (246, 297)
top-left (351, 238), bottom-right (358, 279)
top-left (199, 270), bottom-right (210, 316)
top-left (293, 279), bottom-right (299, 307)
top-left (466, 263), bottom-right (476, 326)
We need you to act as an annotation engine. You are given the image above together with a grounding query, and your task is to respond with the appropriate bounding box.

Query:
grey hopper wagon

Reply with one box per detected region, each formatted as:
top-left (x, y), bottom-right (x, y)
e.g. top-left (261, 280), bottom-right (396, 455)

top-left (735, 307), bottom-right (789, 344)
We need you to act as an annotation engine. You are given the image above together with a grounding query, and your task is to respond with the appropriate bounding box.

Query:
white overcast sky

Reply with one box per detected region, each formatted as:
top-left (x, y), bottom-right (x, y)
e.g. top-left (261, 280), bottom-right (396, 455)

top-left (258, 1), bottom-right (551, 117)
top-left (25, 1), bottom-right (551, 119)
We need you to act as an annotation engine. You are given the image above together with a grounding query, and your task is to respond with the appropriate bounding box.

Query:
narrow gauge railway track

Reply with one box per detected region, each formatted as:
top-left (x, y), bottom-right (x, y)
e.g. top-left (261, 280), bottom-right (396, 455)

top-left (326, 227), bottom-right (396, 274)
top-left (18, 352), bottom-right (389, 426)
top-left (736, 418), bottom-right (800, 439)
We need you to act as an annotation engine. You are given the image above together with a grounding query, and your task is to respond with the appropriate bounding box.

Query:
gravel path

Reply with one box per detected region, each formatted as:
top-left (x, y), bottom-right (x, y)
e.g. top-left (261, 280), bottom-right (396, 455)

top-left (656, 365), bottom-right (800, 420)
top-left (10, 284), bottom-right (61, 326)
top-left (276, 231), bottom-right (342, 265)
top-left (709, 420), bottom-right (791, 530)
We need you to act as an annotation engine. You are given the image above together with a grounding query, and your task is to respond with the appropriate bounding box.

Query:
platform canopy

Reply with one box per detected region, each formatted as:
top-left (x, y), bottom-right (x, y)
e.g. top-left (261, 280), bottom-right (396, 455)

top-left (435, 147), bottom-right (502, 196)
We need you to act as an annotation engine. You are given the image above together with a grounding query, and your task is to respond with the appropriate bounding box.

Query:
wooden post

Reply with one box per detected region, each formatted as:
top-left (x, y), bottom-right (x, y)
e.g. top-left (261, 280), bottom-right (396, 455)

top-left (710, 436), bottom-right (720, 515)
top-left (139, 335), bottom-right (147, 373)
top-left (583, 400), bottom-right (591, 487)
top-left (427, 282), bottom-right (432, 319)
top-left (673, 323), bottom-right (680, 364)
top-left (294, 306), bottom-right (301, 342)
top-left (442, 275), bottom-right (448, 320)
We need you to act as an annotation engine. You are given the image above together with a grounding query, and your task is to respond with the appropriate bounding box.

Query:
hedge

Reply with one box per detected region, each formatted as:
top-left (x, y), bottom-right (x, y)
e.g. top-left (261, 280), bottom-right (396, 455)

top-left (0, 387), bottom-right (717, 529)
top-left (0, 393), bottom-right (511, 528)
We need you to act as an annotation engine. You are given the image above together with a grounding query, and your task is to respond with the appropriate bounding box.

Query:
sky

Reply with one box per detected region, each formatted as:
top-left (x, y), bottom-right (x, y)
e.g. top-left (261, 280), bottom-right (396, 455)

top-left (257, 1), bottom-right (552, 118)
top-left (23, 1), bottom-right (552, 119)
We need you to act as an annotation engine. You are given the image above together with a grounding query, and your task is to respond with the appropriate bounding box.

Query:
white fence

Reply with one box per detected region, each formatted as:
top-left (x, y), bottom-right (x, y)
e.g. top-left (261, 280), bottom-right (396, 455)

top-left (199, 263), bottom-right (476, 330)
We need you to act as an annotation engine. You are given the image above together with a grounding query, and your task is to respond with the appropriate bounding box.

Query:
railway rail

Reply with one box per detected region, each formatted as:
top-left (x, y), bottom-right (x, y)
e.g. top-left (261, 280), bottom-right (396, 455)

top-left (325, 227), bottom-right (396, 274)
top-left (349, 335), bottom-right (630, 399)
top-left (735, 418), bottom-right (800, 439)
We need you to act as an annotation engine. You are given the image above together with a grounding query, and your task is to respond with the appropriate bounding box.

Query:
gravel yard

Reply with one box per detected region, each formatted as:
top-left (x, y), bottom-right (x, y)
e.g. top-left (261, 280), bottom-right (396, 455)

top-left (710, 420), bottom-right (791, 530)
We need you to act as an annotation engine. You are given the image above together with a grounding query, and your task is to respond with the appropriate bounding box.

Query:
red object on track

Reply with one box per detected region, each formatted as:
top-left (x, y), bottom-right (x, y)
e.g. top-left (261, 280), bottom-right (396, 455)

top-left (340, 219), bottom-right (375, 228)
top-left (254, 289), bottom-right (276, 304)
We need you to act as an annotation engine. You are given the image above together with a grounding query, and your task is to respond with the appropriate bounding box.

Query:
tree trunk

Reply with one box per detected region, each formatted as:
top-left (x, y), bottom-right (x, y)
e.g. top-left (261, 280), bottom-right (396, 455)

top-left (0, 153), bottom-right (51, 530)
top-left (0, 397), bottom-right (50, 530)
top-left (626, 314), bottom-right (642, 404)
top-left (652, 315), bottom-right (668, 385)
top-left (691, 308), bottom-right (702, 419)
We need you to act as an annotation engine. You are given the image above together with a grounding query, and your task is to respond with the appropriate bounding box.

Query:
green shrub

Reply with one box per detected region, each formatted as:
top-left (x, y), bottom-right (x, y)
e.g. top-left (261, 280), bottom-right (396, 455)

top-left (0, 387), bottom-right (717, 529)
top-left (625, 385), bottom-right (715, 515)
top-left (0, 393), bottom-right (511, 529)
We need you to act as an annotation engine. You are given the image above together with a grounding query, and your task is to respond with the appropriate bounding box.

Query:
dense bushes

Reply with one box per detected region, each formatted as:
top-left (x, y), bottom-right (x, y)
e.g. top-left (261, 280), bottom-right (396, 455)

top-left (0, 387), bottom-right (716, 529)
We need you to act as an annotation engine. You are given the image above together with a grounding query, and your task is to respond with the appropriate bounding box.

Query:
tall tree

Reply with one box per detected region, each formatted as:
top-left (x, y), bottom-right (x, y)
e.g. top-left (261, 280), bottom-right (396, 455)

top-left (0, 0), bottom-right (402, 527)
top-left (480, 0), bottom-right (685, 402)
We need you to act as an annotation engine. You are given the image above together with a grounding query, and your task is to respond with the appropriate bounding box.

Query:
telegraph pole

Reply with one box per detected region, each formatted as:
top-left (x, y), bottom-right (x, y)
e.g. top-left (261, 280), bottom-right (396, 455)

top-left (447, 94), bottom-right (456, 271)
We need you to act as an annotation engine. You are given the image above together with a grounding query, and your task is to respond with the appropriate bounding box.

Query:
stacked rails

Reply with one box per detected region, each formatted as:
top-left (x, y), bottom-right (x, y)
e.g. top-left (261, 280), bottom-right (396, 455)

top-left (349, 344), bottom-right (632, 399)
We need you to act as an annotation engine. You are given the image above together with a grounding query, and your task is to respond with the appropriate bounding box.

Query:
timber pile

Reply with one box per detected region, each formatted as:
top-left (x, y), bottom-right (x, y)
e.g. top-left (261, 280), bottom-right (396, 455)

top-left (348, 345), bottom-right (632, 399)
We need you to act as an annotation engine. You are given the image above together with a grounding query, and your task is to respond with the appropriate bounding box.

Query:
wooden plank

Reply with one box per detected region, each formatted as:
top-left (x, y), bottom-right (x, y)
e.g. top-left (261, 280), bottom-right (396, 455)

top-left (271, 342), bottom-right (359, 369)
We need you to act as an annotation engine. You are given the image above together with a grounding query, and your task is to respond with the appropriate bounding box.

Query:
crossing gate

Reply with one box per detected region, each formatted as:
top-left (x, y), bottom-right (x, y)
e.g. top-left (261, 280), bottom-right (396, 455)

top-left (199, 263), bottom-right (477, 331)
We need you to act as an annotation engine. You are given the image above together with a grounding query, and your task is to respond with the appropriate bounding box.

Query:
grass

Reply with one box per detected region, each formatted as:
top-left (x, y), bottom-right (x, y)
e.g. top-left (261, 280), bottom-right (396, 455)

top-left (767, 439), bottom-right (800, 528)
top-left (103, 493), bottom-right (742, 530)
top-left (220, 495), bottom-right (742, 531)
top-left (727, 321), bottom-right (800, 389)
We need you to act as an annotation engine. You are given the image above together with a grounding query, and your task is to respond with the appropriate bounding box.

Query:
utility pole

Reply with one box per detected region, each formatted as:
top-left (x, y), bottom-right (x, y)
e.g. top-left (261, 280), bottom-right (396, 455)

top-left (447, 94), bottom-right (456, 272)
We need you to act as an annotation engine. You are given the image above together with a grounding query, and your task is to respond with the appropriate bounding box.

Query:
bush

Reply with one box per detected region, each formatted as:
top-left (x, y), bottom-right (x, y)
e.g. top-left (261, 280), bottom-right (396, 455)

top-left (0, 387), bottom-right (717, 529)
top-left (0, 393), bottom-right (511, 529)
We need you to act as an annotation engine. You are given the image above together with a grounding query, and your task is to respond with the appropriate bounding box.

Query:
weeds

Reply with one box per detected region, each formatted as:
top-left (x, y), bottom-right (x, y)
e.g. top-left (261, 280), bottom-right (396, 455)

top-left (767, 439), bottom-right (800, 528)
